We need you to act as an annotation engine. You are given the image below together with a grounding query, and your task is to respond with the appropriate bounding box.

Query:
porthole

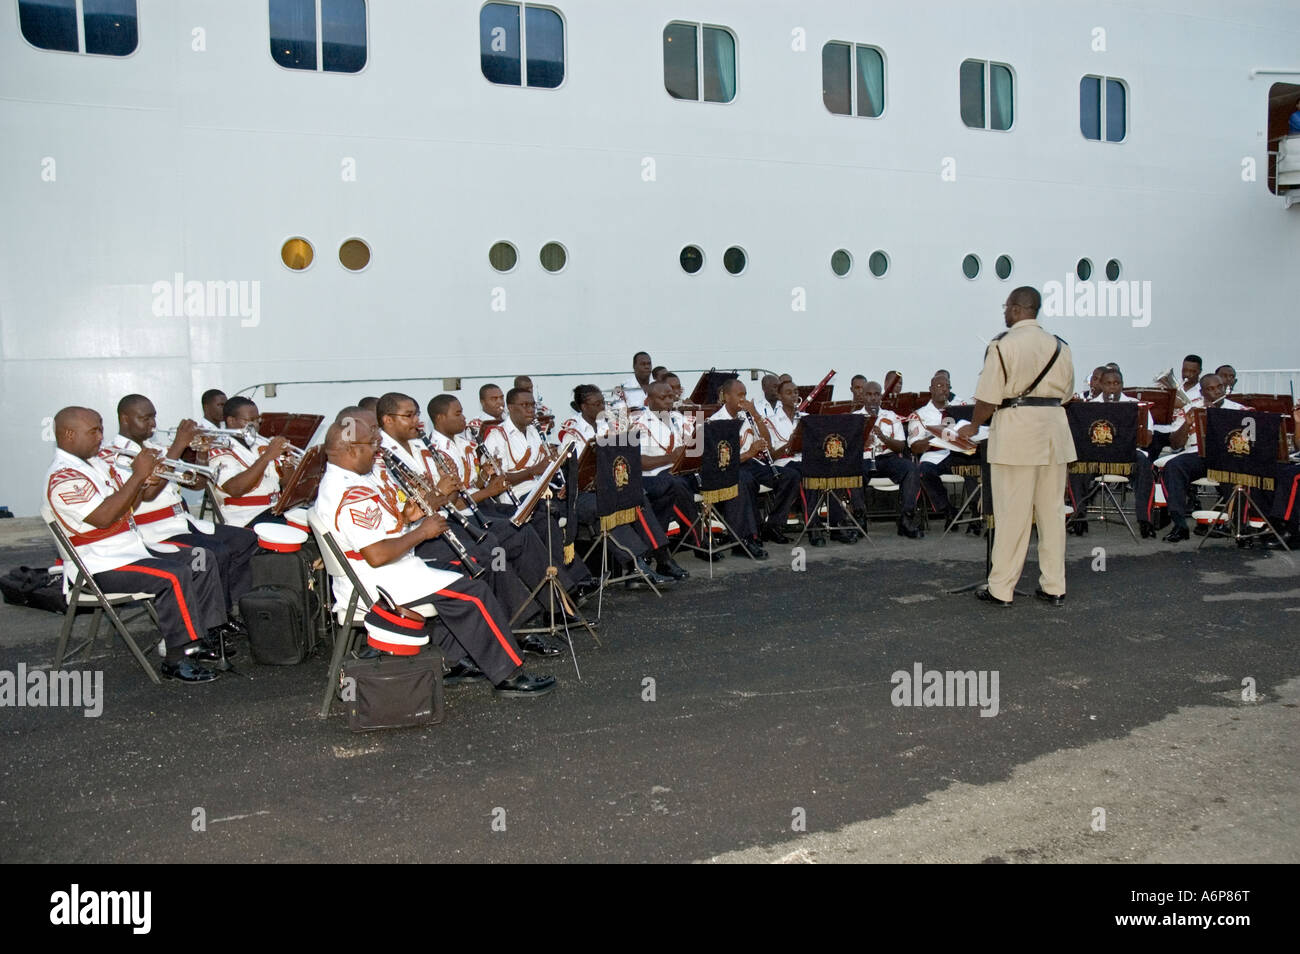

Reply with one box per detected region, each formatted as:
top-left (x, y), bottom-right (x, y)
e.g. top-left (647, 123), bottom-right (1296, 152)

top-left (995, 254), bottom-right (1013, 280)
top-left (540, 241), bottom-right (567, 273)
top-left (868, 250), bottom-right (889, 278)
top-left (680, 245), bottom-right (704, 274)
top-left (1105, 258), bottom-right (1121, 281)
top-left (962, 253), bottom-right (980, 279)
top-left (831, 249), bottom-right (852, 277)
top-left (281, 237), bottom-right (314, 271)
top-left (1076, 258), bottom-right (1093, 281)
top-left (489, 241), bottom-right (518, 273)
top-left (338, 238), bottom-right (371, 272)
top-left (723, 246), bottom-right (747, 275)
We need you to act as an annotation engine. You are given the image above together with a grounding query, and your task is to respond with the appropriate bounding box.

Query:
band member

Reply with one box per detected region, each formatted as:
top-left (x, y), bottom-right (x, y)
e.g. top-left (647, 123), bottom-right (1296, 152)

top-left (1215, 365), bottom-right (1237, 394)
top-left (46, 407), bottom-right (230, 682)
top-left (752, 374), bottom-right (780, 420)
top-left (207, 397), bottom-right (294, 527)
top-left (762, 379), bottom-right (851, 545)
top-left (855, 379), bottom-right (925, 538)
top-left (907, 371), bottom-right (961, 528)
top-left (357, 396), bottom-right (379, 414)
top-left (651, 365), bottom-right (668, 383)
top-left (662, 373), bottom-right (684, 407)
top-left (466, 383), bottom-right (505, 442)
top-left (105, 394), bottom-right (259, 616)
top-left (514, 376), bottom-right (554, 438)
top-left (1160, 373), bottom-right (1249, 542)
top-left (635, 381), bottom-right (701, 555)
top-left (618, 352), bottom-right (655, 410)
top-left (958, 287), bottom-right (1076, 606)
top-left (558, 385), bottom-right (682, 584)
top-left (1179, 354), bottom-right (1203, 404)
top-left (313, 415), bottom-right (555, 697)
top-left (425, 394), bottom-right (599, 599)
top-left (848, 374), bottom-right (870, 410)
top-left (200, 389), bottom-right (227, 428)
top-left (708, 378), bottom-right (799, 557)
top-left (482, 388), bottom-right (555, 506)
top-left (1074, 369), bottom-right (1158, 537)
top-left (1077, 366), bottom-right (1106, 402)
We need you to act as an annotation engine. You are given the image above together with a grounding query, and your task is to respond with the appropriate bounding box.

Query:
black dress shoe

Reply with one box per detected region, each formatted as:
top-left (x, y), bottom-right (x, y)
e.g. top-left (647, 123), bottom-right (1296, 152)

top-left (444, 659), bottom-right (486, 685)
top-left (572, 579), bottom-right (601, 601)
top-left (1164, 526), bottom-right (1190, 543)
top-left (692, 547), bottom-right (726, 562)
top-left (974, 586), bottom-right (1013, 607)
top-left (626, 558), bottom-right (673, 589)
top-left (656, 558), bottom-right (690, 581)
top-left (494, 671), bottom-right (557, 698)
top-left (739, 538), bottom-right (770, 560)
top-left (518, 634), bottom-right (566, 657)
top-left (1138, 521), bottom-right (1155, 539)
top-left (896, 519), bottom-right (921, 539)
top-left (161, 659), bottom-right (219, 683)
top-left (760, 525), bottom-right (790, 544)
top-left (1034, 587), bottom-right (1066, 606)
top-left (808, 530), bottom-right (828, 547)
top-left (199, 631), bottom-right (238, 659)
top-left (831, 529), bottom-right (861, 544)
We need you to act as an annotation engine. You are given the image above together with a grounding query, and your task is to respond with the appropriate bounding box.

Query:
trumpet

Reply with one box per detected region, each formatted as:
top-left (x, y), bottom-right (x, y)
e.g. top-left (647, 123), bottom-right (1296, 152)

top-left (156, 423), bottom-right (261, 449)
top-left (1154, 369), bottom-right (1193, 408)
top-left (109, 446), bottom-right (218, 485)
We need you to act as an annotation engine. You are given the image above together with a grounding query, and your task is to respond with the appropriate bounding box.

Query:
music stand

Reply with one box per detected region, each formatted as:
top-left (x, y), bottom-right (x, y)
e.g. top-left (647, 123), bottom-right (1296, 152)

top-left (789, 415), bottom-right (871, 546)
top-left (1197, 407), bottom-right (1289, 551)
top-left (671, 418), bottom-right (753, 577)
top-left (688, 369), bottom-right (740, 406)
top-left (1065, 402), bottom-right (1141, 543)
top-left (935, 406), bottom-right (985, 539)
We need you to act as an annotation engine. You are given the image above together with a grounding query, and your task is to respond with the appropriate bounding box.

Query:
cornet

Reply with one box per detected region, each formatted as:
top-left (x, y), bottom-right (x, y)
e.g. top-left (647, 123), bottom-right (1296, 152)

top-left (109, 447), bottom-right (218, 485)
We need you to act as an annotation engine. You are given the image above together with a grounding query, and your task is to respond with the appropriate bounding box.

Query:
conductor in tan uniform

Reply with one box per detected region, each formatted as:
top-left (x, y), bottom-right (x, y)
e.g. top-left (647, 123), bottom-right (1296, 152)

top-left (957, 287), bottom-right (1075, 605)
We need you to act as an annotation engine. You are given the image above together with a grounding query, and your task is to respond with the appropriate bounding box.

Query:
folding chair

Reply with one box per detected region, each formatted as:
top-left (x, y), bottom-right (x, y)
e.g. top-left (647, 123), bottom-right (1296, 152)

top-left (307, 511), bottom-right (373, 718)
top-left (41, 505), bottom-right (163, 685)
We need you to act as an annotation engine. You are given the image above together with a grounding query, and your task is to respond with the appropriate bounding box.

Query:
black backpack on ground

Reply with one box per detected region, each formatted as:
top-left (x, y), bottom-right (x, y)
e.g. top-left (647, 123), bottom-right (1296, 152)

top-left (0, 566), bottom-right (66, 614)
top-left (238, 584), bottom-right (314, 665)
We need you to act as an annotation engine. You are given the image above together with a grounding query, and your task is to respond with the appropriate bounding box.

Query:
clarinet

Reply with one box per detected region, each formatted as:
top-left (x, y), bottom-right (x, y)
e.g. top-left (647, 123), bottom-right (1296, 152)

top-left (739, 410), bottom-right (779, 478)
top-left (421, 436), bottom-right (492, 538)
top-left (380, 448), bottom-right (484, 579)
top-left (475, 442), bottom-right (522, 508)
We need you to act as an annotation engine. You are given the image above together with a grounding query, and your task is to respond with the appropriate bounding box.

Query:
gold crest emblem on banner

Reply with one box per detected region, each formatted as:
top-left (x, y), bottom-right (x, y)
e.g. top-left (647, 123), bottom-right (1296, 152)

top-left (1226, 429), bottom-right (1251, 457)
top-left (1089, 420), bottom-right (1114, 446)
top-left (613, 455), bottom-right (630, 489)
top-left (823, 434), bottom-right (846, 459)
top-left (717, 440), bottom-right (732, 469)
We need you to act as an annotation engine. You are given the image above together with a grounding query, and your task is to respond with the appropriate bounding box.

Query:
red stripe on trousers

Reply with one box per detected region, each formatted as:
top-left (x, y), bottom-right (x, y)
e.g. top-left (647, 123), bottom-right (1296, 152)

top-left (673, 504), bottom-right (701, 545)
top-left (636, 507), bottom-right (660, 548)
top-left (435, 587), bottom-right (522, 668)
top-left (1285, 474), bottom-right (1300, 521)
top-left (118, 564), bottom-right (199, 642)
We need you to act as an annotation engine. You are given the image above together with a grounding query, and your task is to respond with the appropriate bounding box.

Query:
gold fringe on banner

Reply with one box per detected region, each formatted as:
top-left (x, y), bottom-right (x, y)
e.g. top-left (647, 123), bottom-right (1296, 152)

top-left (950, 465), bottom-right (982, 477)
top-left (1206, 469), bottom-right (1273, 491)
top-left (599, 507), bottom-right (638, 532)
top-left (563, 543), bottom-right (575, 565)
top-left (1068, 462), bottom-right (1133, 476)
top-left (701, 485), bottom-right (739, 506)
top-left (802, 476), bottom-right (861, 491)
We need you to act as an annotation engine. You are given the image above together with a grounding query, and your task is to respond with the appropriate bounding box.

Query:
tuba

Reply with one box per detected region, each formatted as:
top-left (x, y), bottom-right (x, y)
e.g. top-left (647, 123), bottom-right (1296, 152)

top-left (1154, 369), bottom-right (1193, 408)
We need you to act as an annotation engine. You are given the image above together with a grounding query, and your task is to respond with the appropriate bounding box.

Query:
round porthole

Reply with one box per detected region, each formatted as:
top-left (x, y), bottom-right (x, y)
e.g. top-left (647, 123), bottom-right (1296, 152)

top-left (723, 246), bottom-right (747, 275)
top-left (339, 238), bottom-right (371, 272)
top-left (868, 250), bottom-right (889, 277)
top-left (962, 253), bottom-right (980, 279)
top-left (540, 242), bottom-right (567, 273)
top-left (281, 237), bottom-right (314, 271)
top-left (1077, 258), bottom-right (1093, 281)
top-left (680, 245), bottom-right (704, 274)
top-left (1105, 258), bottom-right (1121, 281)
top-left (995, 254), bottom-right (1013, 280)
top-left (489, 241), bottom-right (518, 273)
top-left (831, 249), bottom-right (852, 277)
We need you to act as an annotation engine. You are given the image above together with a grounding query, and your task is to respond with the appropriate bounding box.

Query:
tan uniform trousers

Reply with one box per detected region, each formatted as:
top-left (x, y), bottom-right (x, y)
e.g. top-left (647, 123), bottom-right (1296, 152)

top-left (988, 461), bottom-right (1068, 601)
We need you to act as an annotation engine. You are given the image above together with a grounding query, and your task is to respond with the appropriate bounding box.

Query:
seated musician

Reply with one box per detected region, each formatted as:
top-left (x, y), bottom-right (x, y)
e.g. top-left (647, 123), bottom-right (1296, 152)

top-left (358, 396), bottom-right (379, 414)
top-left (651, 365), bottom-right (668, 383)
top-left (425, 393), bottom-right (599, 600)
top-left (207, 397), bottom-right (294, 527)
top-left (662, 373), bottom-right (685, 407)
top-left (514, 375), bottom-right (554, 438)
top-left (557, 385), bottom-right (683, 584)
top-left (907, 371), bottom-right (961, 529)
top-left (848, 374), bottom-right (870, 410)
top-left (1265, 408), bottom-right (1300, 550)
top-left (200, 389), bottom-right (227, 428)
top-left (707, 378), bottom-right (800, 557)
top-left (365, 401), bottom-right (563, 654)
top-left (1215, 364), bottom-right (1237, 394)
top-left (752, 374), bottom-right (780, 420)
top-left (313, 415), bottom-right (555, 696)
top-left (762, 379), bottom-right (853, 546)
top-left (1159, 373), bottom-right (1248, 542)
top-left (1066, 369), bottom-right (1158, 537)
top-left (618, 352), bottom-right (655, 411)
top-left (47, 407), bottom-right (232, 683)
top-left (466, 383), bottom-right (505, 443)
top-left (105, 394), bottom-right (259, 621)
top-left (634, 381), bottom-right (702, 559)
top-left (1077, 366), bottom-right (1106, 402)
top-left (854, 379), bottom-right (924, 539)
top-left (1179, 354), bottom-right (1203, 404)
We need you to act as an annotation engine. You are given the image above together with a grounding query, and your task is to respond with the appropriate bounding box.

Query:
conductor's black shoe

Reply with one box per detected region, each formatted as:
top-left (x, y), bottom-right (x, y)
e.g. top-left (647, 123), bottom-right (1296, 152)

top-left (1069, 520), bottom-right (1089, 536)
top-left (1164, 526), bottom-right (1190, 543)
top-left (494, 671), bottom-right (556, 698)
top-left (1138, 520), bottom-right (1155, 539)
top-left (656, 558), bottom-right (689, 581)
top-left (832, 529), bottom-right (861, 544)
top-left (161, 659), bottom-right (219, 683)
top-left (1034, 587), bottom-right (1066, 606)
top-left (974, 586), bottom-right (1013, 607)
top-left (518, 634), bottom-right (566, 658)
top-left (739, 538), bottom-right (770, 560)
top-left (760, 525), bottom-right (790, 544)
top-left (444, 659), bottom-right (486, 684)
top-left (808, 529), bottom-right (828, 547)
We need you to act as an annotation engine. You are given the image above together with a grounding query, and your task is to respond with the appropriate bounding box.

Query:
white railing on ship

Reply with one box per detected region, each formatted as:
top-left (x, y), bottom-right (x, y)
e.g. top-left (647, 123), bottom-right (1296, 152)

top-left (1236, 369), bottom-right (1300, 396)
